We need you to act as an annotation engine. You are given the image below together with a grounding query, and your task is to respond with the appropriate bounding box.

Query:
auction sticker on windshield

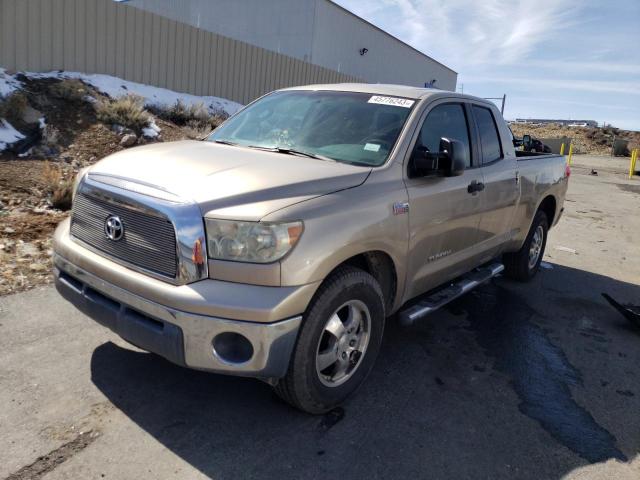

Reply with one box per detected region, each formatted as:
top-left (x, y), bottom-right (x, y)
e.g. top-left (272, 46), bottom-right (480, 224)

top-left (368, 96), bottom-right (415, 108)
top-left (364, 143), bottom-right (381, 152)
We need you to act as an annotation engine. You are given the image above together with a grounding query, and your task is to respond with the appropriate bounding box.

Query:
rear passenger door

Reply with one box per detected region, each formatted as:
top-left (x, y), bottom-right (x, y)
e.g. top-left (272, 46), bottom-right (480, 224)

top-left (404, 100), bottom-right (487, 299)
top-left (471, 103), bottom-right (519, 258)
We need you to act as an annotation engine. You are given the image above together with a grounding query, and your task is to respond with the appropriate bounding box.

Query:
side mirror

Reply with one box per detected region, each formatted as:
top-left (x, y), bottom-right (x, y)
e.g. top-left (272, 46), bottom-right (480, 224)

top-left (411, 137), bottom-right (466, 177)
top-left (522, 134), bottom-right (532, 146)
top-left (438, 138), bottom-right (466, 176)
top-left (411, 147), bottom-right (439, 173)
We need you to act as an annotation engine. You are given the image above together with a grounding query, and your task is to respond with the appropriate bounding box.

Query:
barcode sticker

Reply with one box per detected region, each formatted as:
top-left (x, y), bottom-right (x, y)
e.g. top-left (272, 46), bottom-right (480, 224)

top-left (368, 96), bottom-right (415, 108)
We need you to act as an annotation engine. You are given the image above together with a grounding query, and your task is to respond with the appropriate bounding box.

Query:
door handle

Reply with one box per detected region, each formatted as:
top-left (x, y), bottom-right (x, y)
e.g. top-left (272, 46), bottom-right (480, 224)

top-left (467, 180), bottom-right (485, 194)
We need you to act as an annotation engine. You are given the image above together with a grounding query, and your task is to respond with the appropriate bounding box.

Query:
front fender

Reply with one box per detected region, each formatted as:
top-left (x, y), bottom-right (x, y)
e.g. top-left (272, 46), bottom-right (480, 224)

top-left (265, 168), bottom-right (409, 313)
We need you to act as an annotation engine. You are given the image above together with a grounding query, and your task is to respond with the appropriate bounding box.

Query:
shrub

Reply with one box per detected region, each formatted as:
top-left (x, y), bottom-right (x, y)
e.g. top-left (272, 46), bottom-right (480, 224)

top-left (168, 100), bottom-right (208, 125)
top-left (0, 91), bottom-right (29, 124)
top-left (154, 99), bottom-right (227, 131)
top-left (95, 94), bottom-right (151, 133)
top-left (41, 162), bottom-right (73, 210)
top-left (51, 181), bottom-right (73, 210)
top-left (42, 161), bottom-right (62, 190)
top-left (48, 79), bottom-right (90, 102)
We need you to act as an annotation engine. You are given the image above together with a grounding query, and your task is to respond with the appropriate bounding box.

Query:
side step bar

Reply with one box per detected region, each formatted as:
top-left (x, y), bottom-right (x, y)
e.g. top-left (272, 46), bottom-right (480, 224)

top-left (398, 262), bottom-right (504, 326)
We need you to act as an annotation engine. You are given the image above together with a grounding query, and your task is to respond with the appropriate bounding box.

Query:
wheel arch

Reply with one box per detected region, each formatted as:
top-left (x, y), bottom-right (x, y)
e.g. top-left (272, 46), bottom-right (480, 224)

top-left (319, 250), bottom-right (400, 316)
top-left (537, 194), bottom-right (557, 226)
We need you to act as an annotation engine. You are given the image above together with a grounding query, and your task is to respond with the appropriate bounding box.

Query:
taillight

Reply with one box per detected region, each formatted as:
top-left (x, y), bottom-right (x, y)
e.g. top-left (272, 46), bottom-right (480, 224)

top-left (565, 164), bottom-right (571, 178)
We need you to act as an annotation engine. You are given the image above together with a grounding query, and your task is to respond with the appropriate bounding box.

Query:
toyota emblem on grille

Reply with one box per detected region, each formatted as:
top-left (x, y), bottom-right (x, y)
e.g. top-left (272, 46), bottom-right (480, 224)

top-left (104, 215), bottom-right (124, 241)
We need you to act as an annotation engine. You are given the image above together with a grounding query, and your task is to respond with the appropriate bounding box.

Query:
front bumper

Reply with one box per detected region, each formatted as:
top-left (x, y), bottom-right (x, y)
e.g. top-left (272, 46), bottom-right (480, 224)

top-left (54, 254), bottom-right (301, 378)
top-left (52, 217), bottom-right (314, 378)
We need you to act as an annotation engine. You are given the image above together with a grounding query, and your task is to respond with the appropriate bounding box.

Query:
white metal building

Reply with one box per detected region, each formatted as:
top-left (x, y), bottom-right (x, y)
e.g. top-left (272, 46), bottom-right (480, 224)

top-left (0, 0), bottom-right (457, 105)
top-left (126, 0), bottom-right (458, 91)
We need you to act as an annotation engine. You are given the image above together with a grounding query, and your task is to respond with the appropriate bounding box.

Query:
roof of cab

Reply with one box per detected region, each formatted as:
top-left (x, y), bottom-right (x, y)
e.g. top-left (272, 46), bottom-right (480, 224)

top-left (281, 83), bottom-right (487, 103)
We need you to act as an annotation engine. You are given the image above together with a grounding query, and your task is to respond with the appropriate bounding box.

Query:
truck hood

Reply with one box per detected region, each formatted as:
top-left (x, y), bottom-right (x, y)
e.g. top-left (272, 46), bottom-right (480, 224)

top-left (88, 140), bottom-right (371, 220)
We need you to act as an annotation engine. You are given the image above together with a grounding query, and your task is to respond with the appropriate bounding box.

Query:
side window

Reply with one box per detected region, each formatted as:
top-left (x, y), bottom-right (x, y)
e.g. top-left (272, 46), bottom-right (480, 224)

top-left (473, 105), bottom-right (503, 163)
top-left (417, 103), bottom-right (471, 167)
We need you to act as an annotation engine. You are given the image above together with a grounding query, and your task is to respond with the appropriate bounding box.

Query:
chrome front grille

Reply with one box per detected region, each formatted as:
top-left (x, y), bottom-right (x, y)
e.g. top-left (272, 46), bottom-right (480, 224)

top-left (71, 191), bottom-right (177, 277)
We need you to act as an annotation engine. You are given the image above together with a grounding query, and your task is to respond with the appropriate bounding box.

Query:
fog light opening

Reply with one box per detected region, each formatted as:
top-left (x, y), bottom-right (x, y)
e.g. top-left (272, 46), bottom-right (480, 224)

top-left (212, 332), bottom-right (254, 364)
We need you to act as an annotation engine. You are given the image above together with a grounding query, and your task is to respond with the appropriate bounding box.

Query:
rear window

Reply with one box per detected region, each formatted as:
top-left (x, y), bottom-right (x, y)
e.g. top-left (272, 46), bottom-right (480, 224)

top-left (473, 106), bottom-right (502, 163)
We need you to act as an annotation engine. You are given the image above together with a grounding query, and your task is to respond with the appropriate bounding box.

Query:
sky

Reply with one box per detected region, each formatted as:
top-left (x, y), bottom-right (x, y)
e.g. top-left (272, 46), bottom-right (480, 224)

top-left (333, 0), bottom-right (640, 131)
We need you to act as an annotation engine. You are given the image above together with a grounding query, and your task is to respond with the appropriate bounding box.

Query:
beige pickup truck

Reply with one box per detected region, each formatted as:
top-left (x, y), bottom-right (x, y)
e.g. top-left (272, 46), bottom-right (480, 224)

top-left (53, 84), bottom-right (569, 413)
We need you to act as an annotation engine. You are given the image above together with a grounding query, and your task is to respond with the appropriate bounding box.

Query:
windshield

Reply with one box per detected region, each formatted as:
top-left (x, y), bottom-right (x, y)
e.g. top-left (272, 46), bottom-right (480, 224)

top-left (207, 90), bottom-right (415, 166)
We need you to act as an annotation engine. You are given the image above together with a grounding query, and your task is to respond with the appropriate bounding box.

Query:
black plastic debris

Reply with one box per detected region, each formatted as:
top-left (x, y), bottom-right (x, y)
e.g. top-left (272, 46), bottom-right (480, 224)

top-left (602, 293), bottom-right (640, 329)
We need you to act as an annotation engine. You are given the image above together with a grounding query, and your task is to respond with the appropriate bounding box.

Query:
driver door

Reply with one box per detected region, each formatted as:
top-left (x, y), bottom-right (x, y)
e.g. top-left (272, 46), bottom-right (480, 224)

top-left (404, 101), bottom-right (486, 299)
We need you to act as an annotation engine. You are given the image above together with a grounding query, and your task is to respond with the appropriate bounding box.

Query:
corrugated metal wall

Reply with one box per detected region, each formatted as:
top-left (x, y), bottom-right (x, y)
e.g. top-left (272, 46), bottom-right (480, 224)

top-left (0, 0), bottom-right (361, 105)
top-left (312, 1), bottom-right (458, 90)
top-left (121, 0), bottom-right (457, 91)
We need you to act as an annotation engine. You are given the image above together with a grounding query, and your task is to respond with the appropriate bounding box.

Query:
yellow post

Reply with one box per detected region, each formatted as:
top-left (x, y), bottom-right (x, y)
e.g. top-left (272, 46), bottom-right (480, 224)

top-left (630, 149), bottom-right (638, 179)
top-left (568, 144), bottom-right (574, 165)
top-left (560, 143), bottom-right (565, 155)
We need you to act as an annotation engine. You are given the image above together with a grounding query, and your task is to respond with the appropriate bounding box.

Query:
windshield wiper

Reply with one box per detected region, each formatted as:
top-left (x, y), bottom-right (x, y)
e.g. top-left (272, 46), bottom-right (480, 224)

top-left (212, 139), bottom-right (239, 146)
top-left (248, 145), bottom-right (335, 162)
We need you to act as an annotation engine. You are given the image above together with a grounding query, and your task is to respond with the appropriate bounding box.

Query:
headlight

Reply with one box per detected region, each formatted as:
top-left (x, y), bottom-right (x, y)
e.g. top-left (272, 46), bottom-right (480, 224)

top-left (205, 219), bottom-right (303, 263)
top-left (72, 167), bottom-right (90, 200)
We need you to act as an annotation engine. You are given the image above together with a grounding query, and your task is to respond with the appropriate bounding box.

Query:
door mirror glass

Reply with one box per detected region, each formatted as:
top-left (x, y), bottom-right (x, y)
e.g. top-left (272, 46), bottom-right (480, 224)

top-left (411, 137), bottom-right (465, 177)
top-left (439, 138), bottom-right (466, 176)
top-left (522, 134), bottom-right (532, 146)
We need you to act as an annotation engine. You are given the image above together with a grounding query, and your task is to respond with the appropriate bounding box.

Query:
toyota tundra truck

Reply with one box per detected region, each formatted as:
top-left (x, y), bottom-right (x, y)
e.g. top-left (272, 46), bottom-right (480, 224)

top-left (53, 84), bottom-right (569, 413)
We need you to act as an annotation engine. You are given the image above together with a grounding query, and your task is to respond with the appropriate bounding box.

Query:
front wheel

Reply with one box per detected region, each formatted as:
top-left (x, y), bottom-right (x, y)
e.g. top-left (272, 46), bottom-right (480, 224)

top-left (503, 210), bottom-right (549, 281)
top-left (274, 266), bottom-right (385, 414)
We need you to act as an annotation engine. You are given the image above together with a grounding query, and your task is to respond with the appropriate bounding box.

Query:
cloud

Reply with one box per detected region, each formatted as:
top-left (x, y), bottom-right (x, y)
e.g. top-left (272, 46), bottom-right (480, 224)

top-left (471, 76), bottom-right (640, 96)
top-left (337, 0), bottom-right (582, 68)
top-left (510, 96), bottom-right (638, 112)
top-left (334, 0), bottom-right (640, 129)
top-left (525, 60), bottom-right (640, 75)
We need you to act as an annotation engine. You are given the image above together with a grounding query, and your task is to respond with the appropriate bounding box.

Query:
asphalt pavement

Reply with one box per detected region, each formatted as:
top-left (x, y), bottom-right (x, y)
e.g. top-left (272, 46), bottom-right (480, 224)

top-left (1, 155), bottom-right (639, 479)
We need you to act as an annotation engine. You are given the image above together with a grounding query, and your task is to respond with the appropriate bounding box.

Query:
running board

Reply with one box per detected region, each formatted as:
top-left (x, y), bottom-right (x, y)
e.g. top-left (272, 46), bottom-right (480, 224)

top-left (398, 262), bottom-right (504, 326)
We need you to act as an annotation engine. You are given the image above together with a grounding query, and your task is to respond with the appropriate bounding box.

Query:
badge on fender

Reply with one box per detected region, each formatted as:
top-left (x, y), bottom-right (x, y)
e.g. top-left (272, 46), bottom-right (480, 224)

top-left (393, 202), bottom-right (409, 215)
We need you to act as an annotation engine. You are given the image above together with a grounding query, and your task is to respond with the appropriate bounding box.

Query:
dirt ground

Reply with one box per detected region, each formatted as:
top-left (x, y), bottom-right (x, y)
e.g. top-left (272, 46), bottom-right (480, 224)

top-left (0, 154), bottom-right (638, 480)
top-left (0, 77), bottom-right (214, 296)
top-left (510, 123), bottom-right (640, 156)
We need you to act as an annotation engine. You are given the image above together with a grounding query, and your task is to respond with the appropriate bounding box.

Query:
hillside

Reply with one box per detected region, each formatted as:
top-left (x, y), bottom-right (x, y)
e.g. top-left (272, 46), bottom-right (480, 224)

top-left (510, 123), bottom-right (640, 156)
top-left (0, 70), bottom-right (241, 295)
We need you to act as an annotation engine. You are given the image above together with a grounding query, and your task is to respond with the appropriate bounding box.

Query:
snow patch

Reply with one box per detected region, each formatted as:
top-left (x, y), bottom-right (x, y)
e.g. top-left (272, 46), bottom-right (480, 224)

top-left (0, 69), bottom-right (242, 150)
top-left (0, 119), bottom-right (25, 151)
top-left (18, 147), bottom-right (33, 158)
top-left (26, 70), bottom-right (242, 116)
top-left (142, 119), bottom-right (161, 139)
top-left (0, 68), bottom-right (22, 98)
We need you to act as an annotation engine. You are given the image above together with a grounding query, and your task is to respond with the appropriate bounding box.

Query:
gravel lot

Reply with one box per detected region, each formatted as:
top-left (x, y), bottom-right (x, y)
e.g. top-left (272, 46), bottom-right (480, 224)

top-left (1, 155), bottom-right (638, 480)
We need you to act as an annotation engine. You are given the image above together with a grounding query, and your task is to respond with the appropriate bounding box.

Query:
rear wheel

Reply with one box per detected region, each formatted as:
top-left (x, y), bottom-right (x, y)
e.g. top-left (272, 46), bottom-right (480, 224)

top-left (274, 266), bottom-right (385, 414)
top-left (503, 210), bottom-right (549, 281)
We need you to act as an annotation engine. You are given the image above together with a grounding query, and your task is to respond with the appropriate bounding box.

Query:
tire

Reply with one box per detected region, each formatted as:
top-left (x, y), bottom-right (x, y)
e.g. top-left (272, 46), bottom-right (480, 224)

top-left (503, 210), bottom-right (549, 281)
top-left (274, 266), bottom-right (385, 414)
